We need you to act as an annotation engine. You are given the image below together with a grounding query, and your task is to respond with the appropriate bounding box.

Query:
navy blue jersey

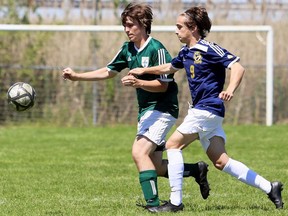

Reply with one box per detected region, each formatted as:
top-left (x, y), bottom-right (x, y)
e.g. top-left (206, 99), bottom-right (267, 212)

top-left (171, 39), bottom-right (240, 117)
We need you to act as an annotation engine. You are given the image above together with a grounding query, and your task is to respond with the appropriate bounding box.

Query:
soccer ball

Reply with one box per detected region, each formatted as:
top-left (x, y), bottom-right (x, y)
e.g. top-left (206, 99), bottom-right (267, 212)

top-left (7, 82), bottom-right (36, 112)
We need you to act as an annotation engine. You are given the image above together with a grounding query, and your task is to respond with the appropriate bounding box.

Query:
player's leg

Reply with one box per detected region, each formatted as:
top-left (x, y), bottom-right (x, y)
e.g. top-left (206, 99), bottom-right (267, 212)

top-left (149, 109), bottom-right (218, 212)
top-left (150, 149), bottom-right (210, 200)
top-left (147, 130), bottom-right (198, 213)
top-left (166, 130), bottom-right (198, 204)
top-left (134, 110), bottom-right (177, 209)
top-left (149, 150), bottom-right (166, 176)
top-left (132, 136), bottom-right (160, 207)
top-left (152, 150), bottom-right (205, 180)
top-left (206, 136), bottom-right (283, 209)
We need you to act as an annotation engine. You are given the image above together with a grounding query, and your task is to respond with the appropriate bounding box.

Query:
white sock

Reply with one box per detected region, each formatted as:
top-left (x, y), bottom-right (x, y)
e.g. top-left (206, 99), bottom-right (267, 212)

top-left (167, 149), bottom-right (184, 206)
top-left (223, 158), bottom-right (272, 194)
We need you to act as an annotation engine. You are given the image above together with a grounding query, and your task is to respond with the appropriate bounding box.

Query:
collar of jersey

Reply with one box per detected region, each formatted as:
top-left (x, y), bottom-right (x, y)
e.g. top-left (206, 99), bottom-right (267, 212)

top-left (189, 41), bottom-right (208, 52)
top-left (134, 36), bottom-right (152, 53)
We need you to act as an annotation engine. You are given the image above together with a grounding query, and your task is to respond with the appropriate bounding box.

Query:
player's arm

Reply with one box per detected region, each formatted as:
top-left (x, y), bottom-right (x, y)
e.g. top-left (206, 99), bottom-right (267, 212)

top-left (62, 67), bottom-right (117, 81)
top-left (219, 62), bottom-right (245, 101)
top-left (128, 63), bottom-right (177, 76)
top-left (121, 75), bottom-right (168, 92)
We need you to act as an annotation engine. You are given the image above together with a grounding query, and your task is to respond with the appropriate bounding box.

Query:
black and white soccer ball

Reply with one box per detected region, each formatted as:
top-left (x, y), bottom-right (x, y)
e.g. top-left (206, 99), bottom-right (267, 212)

top-left (7, 82), bottom-right (36, 112)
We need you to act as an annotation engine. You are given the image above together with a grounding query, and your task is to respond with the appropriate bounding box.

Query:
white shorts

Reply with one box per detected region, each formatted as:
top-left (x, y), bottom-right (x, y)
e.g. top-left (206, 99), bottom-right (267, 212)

top-left (177, 108), bottom-right (226, 151)
top-left (137, 110), bottom-right (176, 146)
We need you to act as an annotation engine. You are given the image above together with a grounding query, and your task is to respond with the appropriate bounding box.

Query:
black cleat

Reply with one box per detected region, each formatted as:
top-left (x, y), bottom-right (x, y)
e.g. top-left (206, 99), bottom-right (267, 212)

top-left (195, 161), bottom-right (210, 199)
top-left (147, 200), bottom-right (184, 213)
top-left (136, 200), bottom-right (169, 212)
top-left (268, 181), bottom-right (284, 209)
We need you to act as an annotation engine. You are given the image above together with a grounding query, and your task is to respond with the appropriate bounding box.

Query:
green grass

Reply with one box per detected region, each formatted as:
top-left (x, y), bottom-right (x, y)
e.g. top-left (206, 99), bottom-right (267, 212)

top-left (0, 124), bottom-right (287, 216)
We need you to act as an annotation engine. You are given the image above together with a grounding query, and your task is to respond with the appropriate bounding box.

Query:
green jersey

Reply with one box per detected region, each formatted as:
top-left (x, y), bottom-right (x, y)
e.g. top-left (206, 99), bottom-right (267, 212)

top-left (107, 37), bottom-right (179, 120)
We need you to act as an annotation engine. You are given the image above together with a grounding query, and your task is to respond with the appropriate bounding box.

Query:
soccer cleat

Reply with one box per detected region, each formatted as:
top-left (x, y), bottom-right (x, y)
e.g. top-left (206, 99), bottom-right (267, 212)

top-left (195, 161), bottom-right (210, 199)
top-left (268, 181), bottom-right (284, 209)
top-left (136, 200), bottom-right (168, 212)
top-left (146, 200), bottom-right (184, 213)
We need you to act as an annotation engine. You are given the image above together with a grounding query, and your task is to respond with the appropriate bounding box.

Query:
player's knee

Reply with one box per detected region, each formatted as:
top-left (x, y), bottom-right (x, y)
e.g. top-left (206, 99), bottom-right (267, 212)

top-left (132, 149), bottom-right (141, 162)
top-left (165, 141), bottom-right (181, 149)
top-left (132, 148), bottom-right (149, 164)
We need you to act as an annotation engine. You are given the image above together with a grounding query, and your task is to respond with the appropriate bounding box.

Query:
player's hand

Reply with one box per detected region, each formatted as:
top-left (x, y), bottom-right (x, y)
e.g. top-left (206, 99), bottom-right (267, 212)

top-left (121, 75), bottom-right (142, 88)
top-left (62, 67), bottom-right (77, 81)
top-left (128, 68), bottom-right (145, 76)
top-left (219, 91), bottom-right (234, 101)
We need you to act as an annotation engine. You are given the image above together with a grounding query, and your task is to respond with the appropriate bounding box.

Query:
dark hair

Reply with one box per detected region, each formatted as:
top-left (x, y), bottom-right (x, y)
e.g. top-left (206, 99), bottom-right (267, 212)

top-left (182, 7), bottom-right (211, 39)
top-left (121, 2), bottom-right (153, 34)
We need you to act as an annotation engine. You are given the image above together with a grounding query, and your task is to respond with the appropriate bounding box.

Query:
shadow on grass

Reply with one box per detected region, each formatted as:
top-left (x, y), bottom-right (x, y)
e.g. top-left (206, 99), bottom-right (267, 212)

top-left (192, 204), bottom-right (271, 211)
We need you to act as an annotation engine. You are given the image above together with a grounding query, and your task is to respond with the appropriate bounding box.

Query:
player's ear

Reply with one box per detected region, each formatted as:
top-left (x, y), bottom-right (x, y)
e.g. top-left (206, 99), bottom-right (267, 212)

top-left (191, 25), bottom-right (198, 34)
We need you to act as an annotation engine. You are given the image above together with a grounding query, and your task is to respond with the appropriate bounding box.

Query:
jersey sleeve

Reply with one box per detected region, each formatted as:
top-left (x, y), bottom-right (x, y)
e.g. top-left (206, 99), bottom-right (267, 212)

top-left (171, 46), bottom-right (186, 70)
top-left (209, 43), bottom-right (240, 69)
top-left (107, 43), bottom-right (128, 73)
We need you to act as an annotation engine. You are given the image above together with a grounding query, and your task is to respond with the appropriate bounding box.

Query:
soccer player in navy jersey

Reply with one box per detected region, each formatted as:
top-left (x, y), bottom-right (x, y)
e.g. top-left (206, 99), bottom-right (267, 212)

top-left (129, 6), bottom-right (283, 212)
top-left (62, 3), bottom-right (210, 210)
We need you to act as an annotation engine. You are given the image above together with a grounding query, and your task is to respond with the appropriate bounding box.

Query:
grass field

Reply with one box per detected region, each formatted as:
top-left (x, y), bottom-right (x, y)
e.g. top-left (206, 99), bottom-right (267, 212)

top-left (0, 124), bottom-right (287, 216)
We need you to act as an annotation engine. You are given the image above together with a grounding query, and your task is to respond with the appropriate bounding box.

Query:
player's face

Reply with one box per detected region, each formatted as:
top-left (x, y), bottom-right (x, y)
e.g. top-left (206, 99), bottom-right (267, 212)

top-left (175, 15), bottom-right (193, 46)
top-left (123, 17), bottom-right (145, 44)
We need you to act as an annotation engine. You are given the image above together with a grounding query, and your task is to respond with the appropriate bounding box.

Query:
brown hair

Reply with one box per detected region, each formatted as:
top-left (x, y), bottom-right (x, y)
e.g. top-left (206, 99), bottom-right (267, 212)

top-left (121, 2), bottom-right (153, 34)
top-left (182, 6), bottom-right (212, 39)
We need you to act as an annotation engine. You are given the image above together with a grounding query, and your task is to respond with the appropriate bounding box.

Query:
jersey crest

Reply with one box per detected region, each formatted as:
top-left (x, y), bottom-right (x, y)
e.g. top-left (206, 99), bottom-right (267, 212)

top-left (141, 57), bottom-right (149, 68)
top-left (193, 51), bottom-right (202, 64)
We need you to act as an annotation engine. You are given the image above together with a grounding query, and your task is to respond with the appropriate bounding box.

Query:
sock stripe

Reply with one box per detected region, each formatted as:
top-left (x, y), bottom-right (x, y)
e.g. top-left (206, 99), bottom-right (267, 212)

top-left (150, 180), bottom-right (157, 195)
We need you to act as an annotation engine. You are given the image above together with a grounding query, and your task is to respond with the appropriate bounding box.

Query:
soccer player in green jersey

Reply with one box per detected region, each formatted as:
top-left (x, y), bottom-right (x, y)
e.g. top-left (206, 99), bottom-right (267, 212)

top-left (62, 2), bottom-right (210, 210)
